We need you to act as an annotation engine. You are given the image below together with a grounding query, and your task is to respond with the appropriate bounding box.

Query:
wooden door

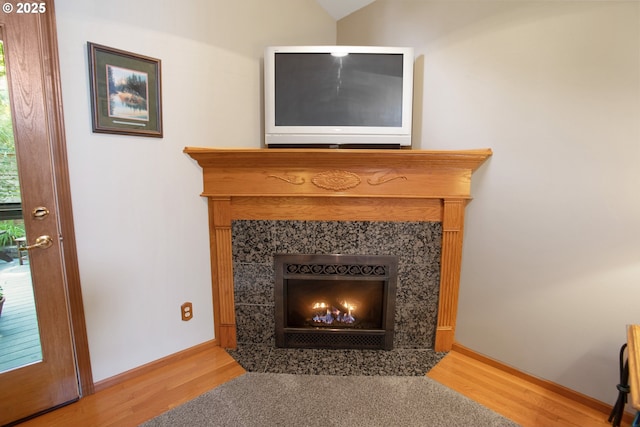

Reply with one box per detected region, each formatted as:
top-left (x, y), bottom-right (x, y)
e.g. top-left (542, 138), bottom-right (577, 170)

top-left (0, 2), bottom-right (90, 424)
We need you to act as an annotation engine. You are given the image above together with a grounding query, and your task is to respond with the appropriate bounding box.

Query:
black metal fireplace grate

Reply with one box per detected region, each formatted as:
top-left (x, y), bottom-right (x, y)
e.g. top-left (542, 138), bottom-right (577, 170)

top-left (284, 331), bottom-right (387, 349)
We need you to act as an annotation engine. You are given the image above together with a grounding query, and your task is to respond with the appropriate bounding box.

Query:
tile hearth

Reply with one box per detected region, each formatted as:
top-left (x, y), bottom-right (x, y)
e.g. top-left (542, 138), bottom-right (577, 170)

top-left (227, 345), bottom-right (447, 376)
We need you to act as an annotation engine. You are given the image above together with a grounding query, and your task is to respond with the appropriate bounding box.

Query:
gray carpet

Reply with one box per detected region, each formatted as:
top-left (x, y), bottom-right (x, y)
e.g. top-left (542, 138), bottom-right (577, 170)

top-left (141, 373), bottom-right (520, 427)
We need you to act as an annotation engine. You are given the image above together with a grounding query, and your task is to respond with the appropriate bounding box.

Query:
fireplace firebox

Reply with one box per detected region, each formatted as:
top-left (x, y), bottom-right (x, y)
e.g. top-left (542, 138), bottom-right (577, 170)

top-left (274, 254), bottom-right (398, 350)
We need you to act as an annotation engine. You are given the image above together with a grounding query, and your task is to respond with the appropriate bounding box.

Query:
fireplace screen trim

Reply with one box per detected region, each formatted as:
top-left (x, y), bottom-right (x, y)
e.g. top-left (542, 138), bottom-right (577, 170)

top-left (274, 253), bottom-right (398, 350)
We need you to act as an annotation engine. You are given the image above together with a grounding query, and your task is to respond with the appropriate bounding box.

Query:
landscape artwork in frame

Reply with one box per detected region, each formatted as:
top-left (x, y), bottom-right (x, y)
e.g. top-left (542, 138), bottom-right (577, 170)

top-left (88, 42), bottom-right (163, 137)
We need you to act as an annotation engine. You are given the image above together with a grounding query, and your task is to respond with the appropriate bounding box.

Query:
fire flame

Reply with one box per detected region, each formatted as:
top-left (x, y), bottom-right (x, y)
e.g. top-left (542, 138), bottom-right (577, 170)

top-left (341, 300), bottom-right (356, 314)
top-left (311, 301), bottom-right (356, 324)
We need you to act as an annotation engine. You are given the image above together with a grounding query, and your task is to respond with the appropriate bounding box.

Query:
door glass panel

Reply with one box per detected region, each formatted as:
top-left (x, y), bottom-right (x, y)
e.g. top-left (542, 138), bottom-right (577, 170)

top-left (0, 39), bottom-right (42, 373)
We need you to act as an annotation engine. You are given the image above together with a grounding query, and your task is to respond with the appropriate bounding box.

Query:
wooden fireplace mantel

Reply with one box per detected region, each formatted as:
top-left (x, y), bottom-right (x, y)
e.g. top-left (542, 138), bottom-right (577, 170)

top-left (185, 147), bottom-right (492, 352)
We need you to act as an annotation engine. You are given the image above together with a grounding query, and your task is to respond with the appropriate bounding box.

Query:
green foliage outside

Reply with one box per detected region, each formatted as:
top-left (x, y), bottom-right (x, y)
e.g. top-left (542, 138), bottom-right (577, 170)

top-left (0, 219), bottom-right (24, 246)
top-left (0, 40), bottom-right (19, 204)
top-left (0, 40), bottom-right (25, 249)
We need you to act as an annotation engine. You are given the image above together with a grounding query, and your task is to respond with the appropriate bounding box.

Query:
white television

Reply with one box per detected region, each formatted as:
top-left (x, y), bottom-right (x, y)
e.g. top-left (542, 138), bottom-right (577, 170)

top-left (264, 45), bottom-right (414, 148)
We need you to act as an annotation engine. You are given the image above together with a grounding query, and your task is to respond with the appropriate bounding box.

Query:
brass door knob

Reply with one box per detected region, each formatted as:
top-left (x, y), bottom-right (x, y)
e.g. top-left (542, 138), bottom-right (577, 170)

top-left (18, 235), bottom-right (53, 251)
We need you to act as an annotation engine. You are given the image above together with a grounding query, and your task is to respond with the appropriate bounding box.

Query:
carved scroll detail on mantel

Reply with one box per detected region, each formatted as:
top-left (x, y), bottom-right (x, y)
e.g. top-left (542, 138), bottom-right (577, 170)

top-left (367, 171), bottom-right (408, 186)
top-left (312, 170), bottom-right (361, 191)
top-left (267, 174), bottom-right (305, 185)
top-left (267, 170), bottom-right (407, 189)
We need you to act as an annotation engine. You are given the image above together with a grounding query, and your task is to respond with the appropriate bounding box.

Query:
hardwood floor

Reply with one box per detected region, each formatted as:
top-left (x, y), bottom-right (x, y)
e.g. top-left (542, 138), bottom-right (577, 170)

top-left (17, 344), bottom-right (245, 427)
top-left (15, 343), bottom-right (626, 427)
top-left (428, 347), bottom-right (624, 427)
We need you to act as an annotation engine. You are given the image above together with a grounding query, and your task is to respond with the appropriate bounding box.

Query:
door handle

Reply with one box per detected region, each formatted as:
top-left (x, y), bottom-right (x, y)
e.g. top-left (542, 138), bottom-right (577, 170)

top-left (18, 235), bottom-right (54, 251)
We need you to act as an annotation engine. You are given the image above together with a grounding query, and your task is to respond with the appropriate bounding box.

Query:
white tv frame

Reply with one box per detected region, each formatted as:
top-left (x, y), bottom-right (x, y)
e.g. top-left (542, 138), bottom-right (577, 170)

top-left (264, 45), bottom-right (414, 147)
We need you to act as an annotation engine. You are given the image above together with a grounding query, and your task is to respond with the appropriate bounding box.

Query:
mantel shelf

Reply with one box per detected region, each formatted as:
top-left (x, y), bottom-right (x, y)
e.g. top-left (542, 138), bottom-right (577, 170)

top-left (184, 147), bottom-right (492, 171)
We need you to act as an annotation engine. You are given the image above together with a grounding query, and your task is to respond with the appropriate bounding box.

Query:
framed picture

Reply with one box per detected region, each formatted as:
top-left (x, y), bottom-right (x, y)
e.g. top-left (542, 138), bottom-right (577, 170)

top-left (88, 42), bottom-right (163, 138)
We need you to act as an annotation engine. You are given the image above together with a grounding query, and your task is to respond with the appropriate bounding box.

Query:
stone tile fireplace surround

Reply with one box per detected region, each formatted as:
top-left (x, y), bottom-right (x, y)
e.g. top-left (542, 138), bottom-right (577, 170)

top-left (232, 220), bottom-right (442, 350)
top-left (185, 147), bottom-right (491, 361)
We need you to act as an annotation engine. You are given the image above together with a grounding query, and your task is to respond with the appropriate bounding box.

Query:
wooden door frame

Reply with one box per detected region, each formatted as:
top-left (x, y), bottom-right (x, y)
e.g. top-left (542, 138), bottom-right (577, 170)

top-left (38, 1), bottom-right (94, 395)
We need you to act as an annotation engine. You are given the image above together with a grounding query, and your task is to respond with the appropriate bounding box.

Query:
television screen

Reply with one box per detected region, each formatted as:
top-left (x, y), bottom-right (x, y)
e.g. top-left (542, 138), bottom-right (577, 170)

top-left (264, 46), bottom-right (414, 147)
top-left (275, 52), bottom-right (404, 128)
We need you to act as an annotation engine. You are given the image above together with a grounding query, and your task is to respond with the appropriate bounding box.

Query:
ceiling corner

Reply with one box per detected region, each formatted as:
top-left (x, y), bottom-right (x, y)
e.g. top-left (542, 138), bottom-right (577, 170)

top-left (315, 0), bottom-right (376, 21)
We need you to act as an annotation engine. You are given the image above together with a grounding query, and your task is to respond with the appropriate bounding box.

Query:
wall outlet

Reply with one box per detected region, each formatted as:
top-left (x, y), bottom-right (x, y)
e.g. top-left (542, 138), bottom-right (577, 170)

top-left (181, 302), bottom-right (193, 321)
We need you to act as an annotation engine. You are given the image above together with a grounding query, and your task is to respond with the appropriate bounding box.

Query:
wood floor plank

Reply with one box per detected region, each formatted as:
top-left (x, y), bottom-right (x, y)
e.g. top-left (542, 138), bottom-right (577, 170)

top-left (17, 346), bottom-right (246, 427)
top-left (428, 350), bottom-right (615, 427)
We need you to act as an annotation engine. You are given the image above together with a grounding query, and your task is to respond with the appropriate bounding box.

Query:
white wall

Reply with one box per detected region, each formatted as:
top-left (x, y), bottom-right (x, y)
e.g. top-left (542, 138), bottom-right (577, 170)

top-left (54, 0), bottom-right (335, 382)
top-left (339, 1), bottom-right (640, 404)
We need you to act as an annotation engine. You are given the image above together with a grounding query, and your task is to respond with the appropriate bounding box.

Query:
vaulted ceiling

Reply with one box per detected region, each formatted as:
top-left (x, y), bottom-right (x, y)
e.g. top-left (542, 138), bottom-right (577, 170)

top-left (315, 0), bottom-right (375, 20)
